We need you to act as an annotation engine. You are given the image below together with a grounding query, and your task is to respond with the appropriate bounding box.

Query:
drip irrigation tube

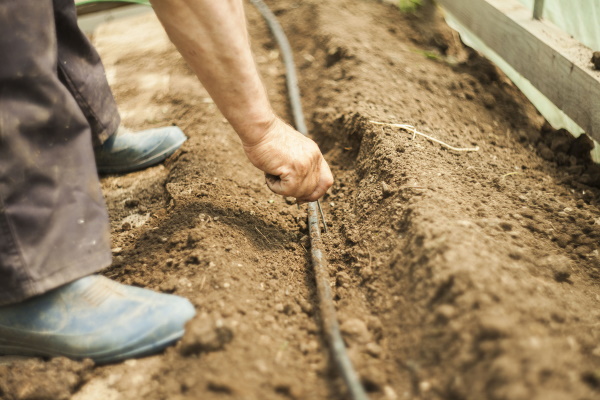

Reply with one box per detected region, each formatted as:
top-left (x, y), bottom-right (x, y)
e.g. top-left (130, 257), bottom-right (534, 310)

top-left (249, 1), bottom-right (369, 399)
top-left (77, 0), bottom-right (368, 397)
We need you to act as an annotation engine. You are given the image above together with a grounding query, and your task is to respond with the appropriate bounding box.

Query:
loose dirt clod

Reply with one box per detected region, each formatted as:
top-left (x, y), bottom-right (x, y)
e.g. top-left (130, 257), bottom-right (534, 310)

top-left (179, 316), bottom-right (234, 356)
top-left (592, 51), bottom-right (600, 69)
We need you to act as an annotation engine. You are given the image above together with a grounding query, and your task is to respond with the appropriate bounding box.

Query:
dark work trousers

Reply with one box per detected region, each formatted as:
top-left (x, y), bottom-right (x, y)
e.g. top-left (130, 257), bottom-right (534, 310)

top-left (0, 0), bottom-right (120, 305)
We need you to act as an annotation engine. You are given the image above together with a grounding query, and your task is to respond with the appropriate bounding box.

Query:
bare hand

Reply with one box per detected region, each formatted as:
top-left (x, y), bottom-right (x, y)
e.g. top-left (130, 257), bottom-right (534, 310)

top-left (242, 118), bottom-right (333, 202)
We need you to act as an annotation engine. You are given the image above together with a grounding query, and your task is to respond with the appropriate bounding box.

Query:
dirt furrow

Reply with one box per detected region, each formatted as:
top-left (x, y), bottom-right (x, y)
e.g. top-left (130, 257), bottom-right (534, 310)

top-left (277, 1), bottom-right (600, 399)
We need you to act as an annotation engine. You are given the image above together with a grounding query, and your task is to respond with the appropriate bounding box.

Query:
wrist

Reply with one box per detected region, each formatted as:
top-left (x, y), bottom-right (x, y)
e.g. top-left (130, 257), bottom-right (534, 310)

top-left (235, 110), bottom-right (279, 147)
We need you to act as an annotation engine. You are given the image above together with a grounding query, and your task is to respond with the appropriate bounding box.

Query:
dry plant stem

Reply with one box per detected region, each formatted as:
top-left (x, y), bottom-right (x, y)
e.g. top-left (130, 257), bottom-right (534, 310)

top-left (255, 227), bottom-right (271, 244)
top-left (370, 120), bottom-right (480, 152)
top-left (317, 201), bottom-right (328, 233)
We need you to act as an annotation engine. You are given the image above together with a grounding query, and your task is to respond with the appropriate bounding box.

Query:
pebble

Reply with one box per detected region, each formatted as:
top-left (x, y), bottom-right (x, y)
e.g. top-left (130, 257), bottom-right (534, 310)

top-left (124, 198), bottom-right (139, 208)
top-left (554, 233), bottom-right (570, 248)
top-left (186, 253), bottom-right (202, 265)
top-left (335, 271), bottom-right (351, 287)
top-left (383, 385), bottom-right (398, 400)
top-left (592, 51), bottom-right (600, 69)
top-left (297, 297), bottom-right (314, 315)
top-left (365, 342), bottom-right (382, 358)
top-left (340, 318), bottom-right (372, 345)
top-left (381, 181), bottom-right (393, 197)
top-left (283, 303), bottom-right (301, 316)
top-left (159, 277), bottom-right (178, 293)
top-left (435, 304), bottom-right (456, 323)
top-left (478, 315), bottom-right (511, 340)
top-left (575, 245), bottom-right (592, 257)
top-left (359, 265), bottom-right (373, 280)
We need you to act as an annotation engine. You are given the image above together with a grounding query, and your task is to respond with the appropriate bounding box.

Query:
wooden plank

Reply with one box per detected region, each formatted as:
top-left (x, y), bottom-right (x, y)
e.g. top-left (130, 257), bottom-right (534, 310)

top-left (436, 0), bottom-right (600, 141)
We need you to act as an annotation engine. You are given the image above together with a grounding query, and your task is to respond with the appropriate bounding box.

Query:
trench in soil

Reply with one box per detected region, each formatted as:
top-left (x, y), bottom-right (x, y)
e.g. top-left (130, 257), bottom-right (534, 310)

top-left (1, 1), bottom-right (599, 400)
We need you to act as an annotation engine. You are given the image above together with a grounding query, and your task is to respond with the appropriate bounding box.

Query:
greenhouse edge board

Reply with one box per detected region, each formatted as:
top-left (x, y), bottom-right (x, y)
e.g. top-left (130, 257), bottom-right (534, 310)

top-left (437, 0), bottom-right (600, 141)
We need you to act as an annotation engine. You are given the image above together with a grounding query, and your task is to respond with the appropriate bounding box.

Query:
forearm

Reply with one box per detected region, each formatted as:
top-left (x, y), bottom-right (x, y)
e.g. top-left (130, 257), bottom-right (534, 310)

top-left (150, 0), bottom-right (274, 145)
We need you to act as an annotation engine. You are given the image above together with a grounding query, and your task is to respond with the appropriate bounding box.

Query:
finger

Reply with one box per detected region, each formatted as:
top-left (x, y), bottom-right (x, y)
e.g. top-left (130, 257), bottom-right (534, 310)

top-left (297, 159), bottom-right (333, 202)
top-left (276, 157), bottom-right (319, 199)
top-left (265, 173), bottom-right (286, 195)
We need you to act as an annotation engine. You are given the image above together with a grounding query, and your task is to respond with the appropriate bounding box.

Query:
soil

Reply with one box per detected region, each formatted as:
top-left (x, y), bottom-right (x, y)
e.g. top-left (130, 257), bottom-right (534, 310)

top-left (1, 1), bottom-right (600, 399)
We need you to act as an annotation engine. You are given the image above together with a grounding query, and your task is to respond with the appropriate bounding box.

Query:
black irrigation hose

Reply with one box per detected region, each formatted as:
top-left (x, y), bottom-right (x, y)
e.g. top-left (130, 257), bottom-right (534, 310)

top-left (78, 0), bottom-right (367, 397)
top-left (249, 1), bottom-right (369, 399)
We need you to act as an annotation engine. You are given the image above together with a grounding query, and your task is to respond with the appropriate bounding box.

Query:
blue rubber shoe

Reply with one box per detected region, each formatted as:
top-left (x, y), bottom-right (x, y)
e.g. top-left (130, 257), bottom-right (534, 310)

top-left (0, 275), bottom-right (195, 364)
top-left (95, 126), bottom-right (187, 174)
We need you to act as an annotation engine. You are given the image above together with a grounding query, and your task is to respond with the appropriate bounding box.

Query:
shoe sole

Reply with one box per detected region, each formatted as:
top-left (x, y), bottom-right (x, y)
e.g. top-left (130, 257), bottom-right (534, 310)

top-left (97, 137), bottom-right (186, 175)
top-left (0, 329), bottom-right (184, 365)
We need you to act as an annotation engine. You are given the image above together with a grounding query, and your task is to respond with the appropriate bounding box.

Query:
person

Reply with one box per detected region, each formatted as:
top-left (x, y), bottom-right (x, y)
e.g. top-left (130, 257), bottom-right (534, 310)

top-left (0, 0), bottom-right (333, 364)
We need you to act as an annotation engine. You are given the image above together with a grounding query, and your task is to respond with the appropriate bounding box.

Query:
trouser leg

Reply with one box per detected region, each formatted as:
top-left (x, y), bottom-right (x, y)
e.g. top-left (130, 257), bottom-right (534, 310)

top-left (53, 0), bottom-right (121, 147)
top-left (0, 0), bottom-right (112, 305)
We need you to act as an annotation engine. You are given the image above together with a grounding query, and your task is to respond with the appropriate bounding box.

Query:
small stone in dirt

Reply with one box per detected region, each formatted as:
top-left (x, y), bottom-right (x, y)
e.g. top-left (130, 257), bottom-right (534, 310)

top-left (138, 205), bottom-right (148, 213)
top-left (325, 46), bottom-right (346, 67)
top-left (300, 339), bottom-right (319, 354)
top-left (435, 304), bottom-right (456, 323)
top-left (592, 51), bottom-right (600, 70)
top-left (124, 198), bottom-right (139, 208)
top-left (297, 297), bottom-right (314, 315)
top-left (554, 233), bottom-right (570, 248)
top-left (361, 364), bottom-right (386, 392)
top-left (482, 92), bottom-right (495, 109)
top-left (537, 143), bottom-right (554, 161)
top-left (297, 219), bottom-right (308, 232)
top-left (381, 181), bottom-right (393, 197)
top-left (186, 232), bottom-right (202, 248)
top-left (283, 303), bottom-right (301, 316)
top-left (179, 316), bottom-right (234, 356)
top-left (478, 315), bottom-right (512, 340)
top-left (300, 234), bottom-right (310, 248)
top-left (359, 265), bottom-right (373, 280)
top-left (365, 342), bottom-right (382, 358)
top-left (340, 318), bottom-right (372, 345)
top-left (569, 134), bottom-right (594, 161)
top-left (575, 245), bottom-right (592, 257)
top-left (520, 128), bottom-right (541, 143)
top-left (206, 377), bottom-right (233, 394)
top-left (186, 252), bottom-right (202, 265)
top-left (548, 128), bottom-right (574, 153)
top-left (274, 381), bottom-right (304, 399)
top-left (552, 264), bottom-right (571, 282)
top-left (582, 369), bottom-right (600, 389)
top-left (159, 277), bottom-right (178, 293)
top-left (335, 271), bottom-right (351, 287)
top-left (383, 385), bottom-right (398, 400)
